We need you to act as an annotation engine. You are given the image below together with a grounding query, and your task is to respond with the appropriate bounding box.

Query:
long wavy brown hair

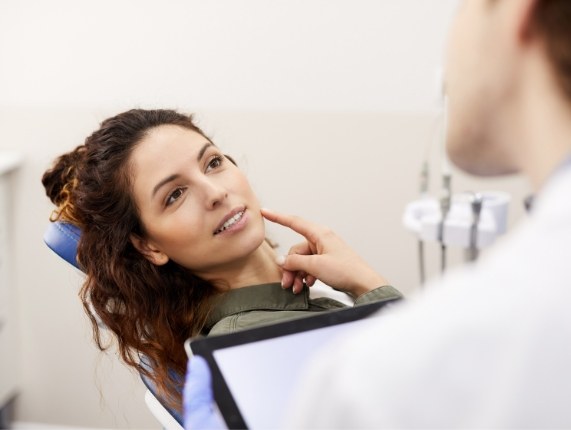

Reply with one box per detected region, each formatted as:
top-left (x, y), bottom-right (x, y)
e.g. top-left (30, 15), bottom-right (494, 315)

top-left (42, 109), bottom-right (220, 410)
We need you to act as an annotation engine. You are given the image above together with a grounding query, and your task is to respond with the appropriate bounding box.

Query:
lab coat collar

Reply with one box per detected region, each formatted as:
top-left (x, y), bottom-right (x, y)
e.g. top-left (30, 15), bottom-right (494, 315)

top-left (530, 164), bottom-right (571, 224)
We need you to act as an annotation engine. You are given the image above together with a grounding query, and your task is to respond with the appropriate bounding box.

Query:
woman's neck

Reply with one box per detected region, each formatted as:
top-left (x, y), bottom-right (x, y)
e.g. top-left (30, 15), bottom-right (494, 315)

top-left (197, 240), bottom-right (282, 289)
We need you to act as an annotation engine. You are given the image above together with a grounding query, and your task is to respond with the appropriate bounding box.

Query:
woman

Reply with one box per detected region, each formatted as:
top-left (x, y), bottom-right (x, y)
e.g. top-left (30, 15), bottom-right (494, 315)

top-left (42, 108), bottom-right (401, 410)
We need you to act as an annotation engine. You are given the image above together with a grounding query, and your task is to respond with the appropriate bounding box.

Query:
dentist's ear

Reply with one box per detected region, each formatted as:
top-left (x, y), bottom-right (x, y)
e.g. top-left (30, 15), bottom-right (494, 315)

top-left (130, 234), bottom-right (169, 266)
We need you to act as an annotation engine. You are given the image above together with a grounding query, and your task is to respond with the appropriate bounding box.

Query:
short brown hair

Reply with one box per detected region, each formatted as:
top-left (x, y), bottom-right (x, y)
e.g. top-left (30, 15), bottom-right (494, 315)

top-left (532, 0), bottom-right (571, 100)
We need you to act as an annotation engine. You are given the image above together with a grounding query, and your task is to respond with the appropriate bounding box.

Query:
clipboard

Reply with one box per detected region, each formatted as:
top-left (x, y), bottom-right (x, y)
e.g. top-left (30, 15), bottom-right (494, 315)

top-left (185, 298), bottom-right (400, 429)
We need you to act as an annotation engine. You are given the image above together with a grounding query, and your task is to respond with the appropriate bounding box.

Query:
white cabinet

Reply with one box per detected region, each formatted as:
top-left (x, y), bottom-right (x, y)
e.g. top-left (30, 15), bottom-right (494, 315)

top-left (0, 152), bottom-right (21, 414)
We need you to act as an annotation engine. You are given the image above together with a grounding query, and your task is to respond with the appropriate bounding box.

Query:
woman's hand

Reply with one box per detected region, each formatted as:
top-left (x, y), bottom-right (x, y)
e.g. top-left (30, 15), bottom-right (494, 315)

top-left (262, 208), bottom-right (389, 298)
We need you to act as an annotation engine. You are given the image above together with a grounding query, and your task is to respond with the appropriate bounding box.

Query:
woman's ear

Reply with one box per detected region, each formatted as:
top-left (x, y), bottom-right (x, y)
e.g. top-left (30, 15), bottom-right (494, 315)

top-left (130, 234), bottom-right (169, 266)
top-left (514, 0), bottom-right (539, 43)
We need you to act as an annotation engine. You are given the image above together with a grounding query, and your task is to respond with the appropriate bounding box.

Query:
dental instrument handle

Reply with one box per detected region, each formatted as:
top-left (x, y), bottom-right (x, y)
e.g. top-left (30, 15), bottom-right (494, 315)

top-left (439, 173), bottom-right (452, 273)
top-left (420, 161), bottom-right (429, 195)
top-left (466, 193), bottom-right (484, 262)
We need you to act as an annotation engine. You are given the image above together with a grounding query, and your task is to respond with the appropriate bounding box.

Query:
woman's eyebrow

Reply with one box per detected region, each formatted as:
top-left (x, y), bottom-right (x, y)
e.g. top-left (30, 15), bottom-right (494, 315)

top-left (197, 142), bottom-right (214, 162)
top-left (152, 174), bottom-right (180, 199)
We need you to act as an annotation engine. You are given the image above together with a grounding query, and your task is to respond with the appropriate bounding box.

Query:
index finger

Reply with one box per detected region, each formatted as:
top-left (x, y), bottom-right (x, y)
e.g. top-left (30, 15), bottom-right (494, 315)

top-left (261, 208), bottom-right (324, 243)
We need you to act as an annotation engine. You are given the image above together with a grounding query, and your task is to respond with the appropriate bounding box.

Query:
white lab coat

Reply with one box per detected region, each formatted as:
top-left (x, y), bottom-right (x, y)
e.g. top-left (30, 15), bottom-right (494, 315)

top-left (289, 167), bottom-right (571, 429)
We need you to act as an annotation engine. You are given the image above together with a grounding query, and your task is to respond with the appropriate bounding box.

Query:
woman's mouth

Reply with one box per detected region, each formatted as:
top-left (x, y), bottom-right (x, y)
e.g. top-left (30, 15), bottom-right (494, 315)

top-left (214, 209), bottom-right (246, 235)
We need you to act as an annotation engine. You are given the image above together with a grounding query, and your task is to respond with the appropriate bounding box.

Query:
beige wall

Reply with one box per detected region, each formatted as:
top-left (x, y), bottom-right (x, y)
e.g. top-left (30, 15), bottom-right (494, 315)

top-left (0, 108), bottom-right (530, 428)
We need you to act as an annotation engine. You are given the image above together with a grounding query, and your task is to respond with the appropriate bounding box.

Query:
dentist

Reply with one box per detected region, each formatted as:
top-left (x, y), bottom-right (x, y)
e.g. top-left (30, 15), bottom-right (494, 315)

top-left (185, 0), bottom-right (571, 427)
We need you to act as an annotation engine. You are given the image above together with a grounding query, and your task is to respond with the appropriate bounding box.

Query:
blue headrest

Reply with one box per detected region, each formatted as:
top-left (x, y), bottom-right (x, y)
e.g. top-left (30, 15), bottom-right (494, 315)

top-left (43, 221), bottom-right (83, 271)
top-left (140, 356), bottom-right (184, 425)
top-left (43, 220), bottom-right (183, 425)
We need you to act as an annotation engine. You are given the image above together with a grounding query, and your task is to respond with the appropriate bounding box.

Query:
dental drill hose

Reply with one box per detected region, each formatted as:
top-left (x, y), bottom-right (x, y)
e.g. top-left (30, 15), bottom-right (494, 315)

top-left (418, 161), bottom-right (429, 285)
top-left (438, 93), bottom-right (451, 274)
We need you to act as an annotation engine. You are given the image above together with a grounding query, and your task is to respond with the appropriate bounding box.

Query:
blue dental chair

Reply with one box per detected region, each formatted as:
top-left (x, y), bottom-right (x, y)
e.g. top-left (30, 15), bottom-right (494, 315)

top-left (43, 221), bottom-right (184, 430)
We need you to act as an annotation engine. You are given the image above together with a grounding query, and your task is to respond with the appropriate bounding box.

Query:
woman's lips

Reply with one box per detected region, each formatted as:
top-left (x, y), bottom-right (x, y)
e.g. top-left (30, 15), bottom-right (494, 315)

top-left (213, 207), bottom-right (247, 235)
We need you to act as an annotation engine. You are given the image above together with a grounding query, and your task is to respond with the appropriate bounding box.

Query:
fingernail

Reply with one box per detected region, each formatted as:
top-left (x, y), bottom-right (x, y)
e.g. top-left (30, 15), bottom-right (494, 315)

top-left (275, 255), bottom-right (285, 266)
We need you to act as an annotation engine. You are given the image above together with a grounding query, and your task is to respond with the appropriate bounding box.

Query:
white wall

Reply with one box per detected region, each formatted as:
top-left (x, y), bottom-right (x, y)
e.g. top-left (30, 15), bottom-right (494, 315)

top-left (0, 1), bottom-right (530, 429)
top-left (0, 0), bottom-right (458, 112)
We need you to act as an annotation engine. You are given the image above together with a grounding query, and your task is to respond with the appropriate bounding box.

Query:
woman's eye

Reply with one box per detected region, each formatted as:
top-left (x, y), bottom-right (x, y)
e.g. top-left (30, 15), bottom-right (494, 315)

top-left (165, 187), bottom-right (185, 207)
top-left (206, 155), bottom-right (223, 172)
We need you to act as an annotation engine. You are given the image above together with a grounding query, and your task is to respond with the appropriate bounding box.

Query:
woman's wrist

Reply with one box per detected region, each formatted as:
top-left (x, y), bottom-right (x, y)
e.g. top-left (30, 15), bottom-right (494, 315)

top-left (349, 272), bottom-right (389, 299)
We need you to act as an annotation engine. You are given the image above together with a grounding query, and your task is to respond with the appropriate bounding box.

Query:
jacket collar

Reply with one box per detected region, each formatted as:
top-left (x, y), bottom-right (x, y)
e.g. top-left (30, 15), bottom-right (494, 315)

top-left (205, 283), bottom-right (310, 331)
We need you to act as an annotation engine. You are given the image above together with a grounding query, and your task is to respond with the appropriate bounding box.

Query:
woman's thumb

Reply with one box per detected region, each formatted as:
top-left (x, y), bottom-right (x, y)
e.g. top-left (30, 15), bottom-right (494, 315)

top-left (277, 253), bottom-right (317, 276)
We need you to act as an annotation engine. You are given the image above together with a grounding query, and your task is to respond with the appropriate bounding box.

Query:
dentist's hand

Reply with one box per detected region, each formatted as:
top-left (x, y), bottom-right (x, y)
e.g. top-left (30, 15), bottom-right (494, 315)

top-left (262, 208), bottom-right (389, 298)
top-left (184, 355), bottom-right (226, 430)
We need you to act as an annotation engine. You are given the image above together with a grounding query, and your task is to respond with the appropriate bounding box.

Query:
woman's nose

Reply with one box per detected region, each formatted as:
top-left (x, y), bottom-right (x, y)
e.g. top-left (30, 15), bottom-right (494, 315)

top-left (202, 179), bottom-right (228, 209)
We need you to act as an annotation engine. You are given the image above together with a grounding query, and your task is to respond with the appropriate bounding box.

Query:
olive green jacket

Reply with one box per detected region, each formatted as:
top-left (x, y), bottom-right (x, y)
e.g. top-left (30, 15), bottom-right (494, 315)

top-left (204, 283), bottom-right (402, 336)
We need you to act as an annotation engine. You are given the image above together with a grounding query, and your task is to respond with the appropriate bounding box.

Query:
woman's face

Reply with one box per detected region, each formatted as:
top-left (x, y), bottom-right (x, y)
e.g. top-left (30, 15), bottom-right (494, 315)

top-left (129, 125), bottom-right (266, 275)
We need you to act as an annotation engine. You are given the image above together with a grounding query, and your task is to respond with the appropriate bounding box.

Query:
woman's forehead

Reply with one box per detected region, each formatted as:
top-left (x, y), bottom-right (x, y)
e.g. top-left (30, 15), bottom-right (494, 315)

top-left (132, 125), bottom-right (209, 166)
top-left (142, 125), bottom-right (207, 149)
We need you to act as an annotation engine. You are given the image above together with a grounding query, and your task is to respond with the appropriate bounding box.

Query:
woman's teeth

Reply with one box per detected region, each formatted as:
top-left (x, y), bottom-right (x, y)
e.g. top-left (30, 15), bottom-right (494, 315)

top-left (215, 211), bottom-right (244, 234)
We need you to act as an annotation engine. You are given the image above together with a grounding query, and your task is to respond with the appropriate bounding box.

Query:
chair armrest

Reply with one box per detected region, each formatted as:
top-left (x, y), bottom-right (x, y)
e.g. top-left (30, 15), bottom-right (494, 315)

top-left (144, 389), bottom-right (184, 430)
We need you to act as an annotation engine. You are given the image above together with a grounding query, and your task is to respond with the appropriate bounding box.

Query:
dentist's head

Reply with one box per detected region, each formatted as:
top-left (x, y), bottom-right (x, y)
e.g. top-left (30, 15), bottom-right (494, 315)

top-left (42, 109), bottom-right (268, 409)
top-left (445, 0), bottom-right (571, 188)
